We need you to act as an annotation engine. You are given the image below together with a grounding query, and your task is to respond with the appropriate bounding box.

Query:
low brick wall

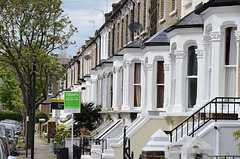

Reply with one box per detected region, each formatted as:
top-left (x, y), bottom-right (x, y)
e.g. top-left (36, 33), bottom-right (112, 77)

top-left (142, 151), bottom-right (165, 159)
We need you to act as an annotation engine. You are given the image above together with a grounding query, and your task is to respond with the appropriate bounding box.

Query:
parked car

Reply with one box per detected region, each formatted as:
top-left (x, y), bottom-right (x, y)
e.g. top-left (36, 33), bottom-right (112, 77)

top-left (0, 138), bottom-right (7, 159)
top-left (2, 120), bottom-right (22, 134)
top-left (0, 121), bottom-right (20, 135)
top-left (0, 124), bottom-right (17, 154)
top-left (0, 132), bottom-right (10, 157)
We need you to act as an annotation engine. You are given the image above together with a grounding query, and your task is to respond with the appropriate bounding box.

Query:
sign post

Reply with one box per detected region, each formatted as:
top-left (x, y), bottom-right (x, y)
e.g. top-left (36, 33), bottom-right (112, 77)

top-left (64, 92), bottom-right (81, 158)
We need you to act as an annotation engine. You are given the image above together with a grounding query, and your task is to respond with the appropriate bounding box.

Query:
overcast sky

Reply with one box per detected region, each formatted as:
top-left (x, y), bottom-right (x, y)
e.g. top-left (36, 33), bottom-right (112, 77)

top-left (56, 0), bottom-right (117, 58)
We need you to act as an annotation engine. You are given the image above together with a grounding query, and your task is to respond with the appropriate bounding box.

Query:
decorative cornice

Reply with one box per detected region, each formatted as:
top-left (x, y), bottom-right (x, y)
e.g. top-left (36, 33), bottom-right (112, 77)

top-left (113, 66), bottom-right (121, 73)
top-left (210, 31), bottom-right (221, 41)
top-left (103, 72), bottom-right (110, 78)
top-left (146, 63), bottom-right (153, 71)
top-left (124, 60), bottom-right (132, 67)
top-left (164, 63), bottom-right (170, 71)
top-left (168, 52), bottom-right (175, 60)
top-left (235, 30), bottom-right (240, 41)
top-left (98, 74), bottom-right (103, 80)
top-left (195, 50), bottom-right (203, 58)
top-left (202, 35), bottom-right (211, 45)
top-left (174, 50), bottom-right (186, 59)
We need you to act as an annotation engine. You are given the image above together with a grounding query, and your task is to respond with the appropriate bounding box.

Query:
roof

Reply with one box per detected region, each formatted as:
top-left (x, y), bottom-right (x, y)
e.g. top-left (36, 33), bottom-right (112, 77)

top-left (166, 11), bottom-right (203, 32)
top-left (195, 0), bottom-right (240, 14)
top-left (124, 39), bottom-right (142, 48)
top-left (143, 27), bottom-right (170, 46)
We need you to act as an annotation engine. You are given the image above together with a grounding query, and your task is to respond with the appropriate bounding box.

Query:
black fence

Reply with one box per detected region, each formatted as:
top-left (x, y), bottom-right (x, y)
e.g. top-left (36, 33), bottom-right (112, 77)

top-left (79, 137), bottom-right (107, 155)
top-left (212, 155), bottom-right (240, 159)
top-left (165, 97), bottom-right (240, 142)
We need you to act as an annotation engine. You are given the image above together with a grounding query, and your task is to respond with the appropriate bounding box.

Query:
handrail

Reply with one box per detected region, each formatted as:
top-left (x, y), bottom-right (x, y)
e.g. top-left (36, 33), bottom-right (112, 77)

top-left (97, 119), bottom-right (122, 139)
top-left (165, 97), bottom-right (240, 142)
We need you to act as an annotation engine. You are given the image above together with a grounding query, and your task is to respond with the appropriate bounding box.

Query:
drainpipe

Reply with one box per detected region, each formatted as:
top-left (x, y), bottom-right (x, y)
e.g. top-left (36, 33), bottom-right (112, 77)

top-left (214, 125), bottom-right (220, 155)
top-left (112, 23), bottom-right (115, 55)
top-left (131, 0), bottom-right (135, 41)
top-left (99, 35), bottom-right (101, 64)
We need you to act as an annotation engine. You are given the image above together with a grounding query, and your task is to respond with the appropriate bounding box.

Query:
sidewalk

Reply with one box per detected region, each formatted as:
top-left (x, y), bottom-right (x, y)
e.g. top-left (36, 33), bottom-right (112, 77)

top-left (17, 134), bottom-right (56, 159)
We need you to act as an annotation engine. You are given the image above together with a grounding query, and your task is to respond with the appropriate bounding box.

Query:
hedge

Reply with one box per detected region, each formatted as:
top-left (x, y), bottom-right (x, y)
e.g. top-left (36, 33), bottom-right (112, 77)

top-left (35, 111), bottom-right (49, 123)
top-left (0, 111), bottom-right (23, 121)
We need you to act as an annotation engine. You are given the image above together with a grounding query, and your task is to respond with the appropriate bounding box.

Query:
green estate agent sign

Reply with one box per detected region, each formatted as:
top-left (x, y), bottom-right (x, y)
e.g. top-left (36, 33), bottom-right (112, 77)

top-left (64, 92), bottom-right (81, 113)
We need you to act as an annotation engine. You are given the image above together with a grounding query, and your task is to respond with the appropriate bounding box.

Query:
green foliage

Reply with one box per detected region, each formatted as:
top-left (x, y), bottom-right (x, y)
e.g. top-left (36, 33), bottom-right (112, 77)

top-left (60, 114), bottom-right (71, 123)
top-left (0, 65), bottom-right (25, 114)
top-left (233, 130), bottom-right (240, 151)
top-left (0, 0), bottom-right (77, 110)
top-left (35, 111), bottom-right (49, 123)
top-left (55, 125), bottom-right (70, 147)
top-left (0, 111), bottom-right (23, 121)
top-left (73, 103), bottom-right (102, 136)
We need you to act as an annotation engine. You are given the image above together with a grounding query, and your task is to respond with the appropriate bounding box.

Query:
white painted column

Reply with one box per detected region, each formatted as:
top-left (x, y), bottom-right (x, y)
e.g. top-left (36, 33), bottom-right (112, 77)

top-left (235, 30), bottom-right (240, 97)
top-left (163, 63), bottom-right (170, 109)
top-left (122, 113), bottom-right (131, 126)
top-left (146, 63), bottom-right (154, 113)
top-left (195, 50), bottom-right (204, 108)
top-left (102, 73), bottom-right (109, 111)
top-left (210, 31), bottom-right (222, 98)
top-left (90, 79), bottom-right (97, 104)
top-left (85, 80), bottom-right (91, 102)
top-left (122, 60), bottom-right (132, 110)
top-left (97, 76), bottom-right (103, 106)
top-left (202, 35), bottom-right (211, 102)
top-left (112, 66), bottom-right (122, 111)
top-left (173, 50), bottom-right (185, 112)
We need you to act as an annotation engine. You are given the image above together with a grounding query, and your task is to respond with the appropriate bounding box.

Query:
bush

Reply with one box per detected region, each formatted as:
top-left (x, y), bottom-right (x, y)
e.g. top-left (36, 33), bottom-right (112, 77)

top-left (35, 111), bottom-right (49, 123)
top-left (55, 125), bottom-right (70, 147)
top-left (0, 111), bottom-right (22, 121)
top-left (73, 102), bottom-right (102, 136)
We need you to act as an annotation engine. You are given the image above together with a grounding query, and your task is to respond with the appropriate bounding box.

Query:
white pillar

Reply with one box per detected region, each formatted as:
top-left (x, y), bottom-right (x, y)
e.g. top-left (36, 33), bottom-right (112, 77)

top-left (122, 60), bottom-right (132, 110)
top-left (235, 30), bottom-right (240, 96)
top-left (91, 79), bottom-right (97, 104)
top-left (210, 31), bottom-right (222, 98)
top-left (85, 80), bottom-right (91, 102)
top-left (102, 73), bottom-right (109, 111)
top-left (97, 76), bottom-right (103, 106)
top-left (146, 63), bottom-right (154, 112)
top-left (202, 35), bottom-right (211, 102)
top-left (163, 63), bottom-right (170, 109)
top-left (195, 50), bottom-right (204, 108)
top-left (173, 50), bottom-right (185, 112)
top-left (112, 66), bottom-right (122, 111)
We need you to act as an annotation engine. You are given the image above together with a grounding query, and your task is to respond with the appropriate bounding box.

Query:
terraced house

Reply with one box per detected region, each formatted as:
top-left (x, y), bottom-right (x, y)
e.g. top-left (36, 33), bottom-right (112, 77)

top-left (52, 0), bottom-right (240, 158)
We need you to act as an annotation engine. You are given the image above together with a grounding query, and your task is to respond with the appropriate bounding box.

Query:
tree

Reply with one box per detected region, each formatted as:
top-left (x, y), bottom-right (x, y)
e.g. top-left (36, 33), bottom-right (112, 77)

top-left (74, 103), bottom-right (102, 136)
top-left (0, 0), bottom-right (77, 147)
top-left (0, 65), bottom-right (24, 115)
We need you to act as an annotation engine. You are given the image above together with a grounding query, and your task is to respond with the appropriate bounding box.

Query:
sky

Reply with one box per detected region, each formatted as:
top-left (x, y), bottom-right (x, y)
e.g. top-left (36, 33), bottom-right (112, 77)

top-left (57, 0), bottom-right (117, 58)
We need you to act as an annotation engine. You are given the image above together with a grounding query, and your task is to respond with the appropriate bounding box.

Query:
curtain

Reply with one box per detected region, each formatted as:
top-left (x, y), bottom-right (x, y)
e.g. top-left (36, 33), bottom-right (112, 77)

top-left (225, 27), bottom-right (237, 97)
top-left (134, 63), bottom-right (141, 107)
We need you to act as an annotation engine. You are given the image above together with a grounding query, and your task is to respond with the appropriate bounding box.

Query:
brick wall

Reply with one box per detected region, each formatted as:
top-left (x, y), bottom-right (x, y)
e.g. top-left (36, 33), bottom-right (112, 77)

top-left (156, 0), bottom-right (181, 31)
top-left (47, 121), bottom-right (56, 143)
top-left (39, 104), bottom-right (51, 118)
top-left (141, 151), bottom-right (165, 159)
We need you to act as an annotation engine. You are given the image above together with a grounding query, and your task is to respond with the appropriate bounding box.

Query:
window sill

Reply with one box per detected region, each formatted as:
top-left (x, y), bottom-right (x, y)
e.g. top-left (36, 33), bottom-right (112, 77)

top-left (158, 18), bottom-right (166, 24)
top-left (183, 0), bottom-right (192, 7)
top-left (169, 10), bottom-right (177, 17)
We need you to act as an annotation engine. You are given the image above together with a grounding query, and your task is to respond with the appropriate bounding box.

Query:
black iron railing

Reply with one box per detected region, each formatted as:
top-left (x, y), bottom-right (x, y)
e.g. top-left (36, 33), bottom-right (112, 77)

top-left (165, 97), bottom-right (240, 142)
top-left (123, 127), bottom-right (134, 159)
top-left (80, 137), bottom-right (107, 155)
top-left (212, 155), bottom-right (240, 159)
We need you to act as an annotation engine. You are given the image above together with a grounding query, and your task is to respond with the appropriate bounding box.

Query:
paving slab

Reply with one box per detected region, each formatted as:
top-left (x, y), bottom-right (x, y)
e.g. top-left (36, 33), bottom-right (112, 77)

top-left (17, 134), bottom-right (56, 159)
